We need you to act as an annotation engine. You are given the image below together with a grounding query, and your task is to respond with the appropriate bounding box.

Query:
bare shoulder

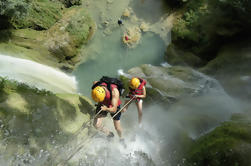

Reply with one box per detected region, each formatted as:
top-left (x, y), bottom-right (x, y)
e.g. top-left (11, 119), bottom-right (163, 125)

top-left (112, 88), bottom-right (119, 95)
top-left (112, 88), bottom-right (120, 97)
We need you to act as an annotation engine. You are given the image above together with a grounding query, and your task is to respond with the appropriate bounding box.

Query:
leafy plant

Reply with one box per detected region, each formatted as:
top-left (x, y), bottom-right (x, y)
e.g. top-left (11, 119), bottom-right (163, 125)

top-left (166, 0), bottom-right (188, 8)
top-left (0, 0), bottom-right (30, 19)
top-left (58, 0), bottom-right (82, 8)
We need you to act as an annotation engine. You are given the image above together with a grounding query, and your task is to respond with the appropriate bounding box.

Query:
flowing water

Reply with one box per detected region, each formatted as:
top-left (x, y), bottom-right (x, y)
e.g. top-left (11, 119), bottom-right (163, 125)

top-left (73, 31), bottom-right (166, 96)
top-left (69, 0), bottom-right (242, 166)
top-left (73, 0), bottom-right (172, 96)
top-left (0, 54), bottom-right (77, 93)
top-left (0, 0), bottom-right (247, 166)
top-left (56, 91), bottom-right (241, 166)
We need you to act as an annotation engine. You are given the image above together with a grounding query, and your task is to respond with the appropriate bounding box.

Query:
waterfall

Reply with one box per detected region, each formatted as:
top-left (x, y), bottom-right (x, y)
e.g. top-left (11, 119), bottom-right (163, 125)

top-left (0, 54), bottom-right (77, 93)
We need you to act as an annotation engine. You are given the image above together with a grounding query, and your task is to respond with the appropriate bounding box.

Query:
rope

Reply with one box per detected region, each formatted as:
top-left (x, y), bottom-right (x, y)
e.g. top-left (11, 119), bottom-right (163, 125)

top-left (54, 96), bottom-right (136, 165)
top-left (55, 132), bottom-right (97, 166)
top-left (112, 96), bottom-right (136, 119)
top-left (71, 107), bottom-right (102, 138)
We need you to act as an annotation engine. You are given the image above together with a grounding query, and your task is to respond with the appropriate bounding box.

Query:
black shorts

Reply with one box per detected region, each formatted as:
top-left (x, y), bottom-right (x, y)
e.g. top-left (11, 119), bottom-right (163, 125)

top-left (95, 105), bottom-right (121, 120)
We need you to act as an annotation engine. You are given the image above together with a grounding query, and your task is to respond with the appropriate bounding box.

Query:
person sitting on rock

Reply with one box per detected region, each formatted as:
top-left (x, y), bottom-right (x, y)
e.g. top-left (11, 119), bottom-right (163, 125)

top-left (124, 34), bottom-right (131, 43)
top-left (122, 77), bottom-right (147, 128)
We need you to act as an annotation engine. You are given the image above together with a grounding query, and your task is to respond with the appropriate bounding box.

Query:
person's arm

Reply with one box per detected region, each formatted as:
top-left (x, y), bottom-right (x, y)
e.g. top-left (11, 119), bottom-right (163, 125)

top-left (135, 86), bottom-right (146, 98)
top-left (101, 88), bottom-right (119, 113)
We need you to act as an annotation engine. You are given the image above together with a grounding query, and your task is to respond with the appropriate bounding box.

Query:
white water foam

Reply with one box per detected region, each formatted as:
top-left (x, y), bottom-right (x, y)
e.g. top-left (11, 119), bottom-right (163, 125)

top-left (117, 69), bottom-right (132, 78)
top-left (0, 54), bottom-right (77, 93)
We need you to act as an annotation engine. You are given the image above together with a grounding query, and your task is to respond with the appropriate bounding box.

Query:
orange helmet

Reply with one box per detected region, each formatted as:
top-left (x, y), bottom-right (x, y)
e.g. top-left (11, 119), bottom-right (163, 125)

top-left (130, 77), bottom-right (140, 89)
top-left (92, 86), bottom-right (106, 102)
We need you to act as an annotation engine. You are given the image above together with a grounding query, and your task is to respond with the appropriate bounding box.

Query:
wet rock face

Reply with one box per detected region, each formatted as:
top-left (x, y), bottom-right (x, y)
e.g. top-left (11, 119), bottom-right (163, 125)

top-left (59, 0), bottom-right (82, 8)
top-left (184, 113), bottom-right (251, 166)
top-left (0, 78), bottom-right (94, 165)
top-left (122, 26), bottom-right (142, 48)
top-left (9, 1), bottom-right (64, 30)
top-left (170, 0), bottom-right (251, 62)
top-left (0, 2), bottom-right (95, 71)
top-left (122, 64), bottom-right (224, 105)
top-left (165, 44), bottom-right (204, 67)
top-left (45, 7), bottom-right (95, 65)
top-left (200, 41), bottom-right (251, 101)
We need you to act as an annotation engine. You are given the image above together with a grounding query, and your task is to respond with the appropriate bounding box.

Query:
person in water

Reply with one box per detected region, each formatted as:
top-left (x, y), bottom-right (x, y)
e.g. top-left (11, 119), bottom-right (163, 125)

top-left (92, 80), bottom-right (126, 145)
top-left (122, 77), bottom-right (147, 127)
top-left (118, 18), bottom-right (123, 26)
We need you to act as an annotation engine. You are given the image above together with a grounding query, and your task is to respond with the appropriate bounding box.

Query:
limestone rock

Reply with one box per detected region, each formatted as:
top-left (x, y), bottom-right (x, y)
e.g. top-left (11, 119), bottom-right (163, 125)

top-left (121, 64), bottom-right (224, 105)
top-left (200, 41), bottom-right (251, 100)
top-left (185, 112), bottom-right (251, 166)
top-left (0, 77), bottom-right (94, 165)
top-left (166, 44), bottom-right (203, 67)
top-left (122, 27), bottom-right (141, 48)
top-left (123, 8), bottom-right (131, 17)
top-left (139, 22), bottom-right (149, 32)
top-left (0, 4), bottom-right (95, 71)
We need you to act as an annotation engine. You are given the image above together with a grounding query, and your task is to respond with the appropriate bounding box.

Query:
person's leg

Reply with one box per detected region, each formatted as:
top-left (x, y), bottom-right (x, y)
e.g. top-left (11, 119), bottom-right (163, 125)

top-left (113, 120), bottom-right (122, 138)
top-left (111, 107), bottom-right (122, 138)
top-left (136, 99), bottom-right (143, 125)
top-left (114, 119), bottom-right (127, 147)
top-left (121, 100), bottom-right (131, 112)
top-left (93, 117), bottom-right (111, 136)
top-left (112, 109), bottom-right (126, 147)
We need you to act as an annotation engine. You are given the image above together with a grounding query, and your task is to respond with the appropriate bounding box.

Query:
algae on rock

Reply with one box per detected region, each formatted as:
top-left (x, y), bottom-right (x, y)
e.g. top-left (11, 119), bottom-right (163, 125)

top-left (0, 77), bottom-right (94, 165)
top-left (170, 0), bottom-right (251, 62)
top-left (0, 1), bottom-right (95, 71)
top-left (200, 41), bottom-right (251, 101)
top-left (45, 6), bottom-right (95, 70)
top-left (121, 64), bottom-right (223, 105)
top-left (10, 0), bottom-right (64, 30)
top-left (184, 113), bottom-right (251, 166)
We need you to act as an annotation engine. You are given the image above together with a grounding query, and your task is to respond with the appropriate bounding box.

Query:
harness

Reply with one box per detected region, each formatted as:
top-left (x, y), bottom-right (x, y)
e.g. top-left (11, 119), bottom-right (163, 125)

top-left (100, 83), bottom-right (121, 107)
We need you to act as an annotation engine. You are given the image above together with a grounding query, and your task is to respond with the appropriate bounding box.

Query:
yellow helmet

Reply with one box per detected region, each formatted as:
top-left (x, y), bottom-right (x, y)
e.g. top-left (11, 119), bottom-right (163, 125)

top-left (92, 86), bottom-right (106, 102)
top-left (130, 77), bottom-right (140, 89)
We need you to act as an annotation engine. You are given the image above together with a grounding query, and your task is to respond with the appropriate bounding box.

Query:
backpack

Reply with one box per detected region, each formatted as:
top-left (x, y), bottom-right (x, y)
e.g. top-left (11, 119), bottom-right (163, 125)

top-left (92, 76), bottom-right (124, 100)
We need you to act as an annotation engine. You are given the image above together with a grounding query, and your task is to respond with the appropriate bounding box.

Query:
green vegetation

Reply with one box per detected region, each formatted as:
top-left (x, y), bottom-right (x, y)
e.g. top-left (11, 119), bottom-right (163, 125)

top-left (0, 0), bottom-right (64, 30)
top-left (66, 7), bottom-right (93, 46)
top-left (0, 0), bottom-right (95, 70)
top-left (171, 0), bottom-right (251, 61)
top-left (0, 0), bottom-right (30, 19)
top-left (165, 44), bottom-right (203, 67)
top-left (0, 76), bottom-right (93, 164)
top-left (59, 0), bottom-right (82, 7)
top-left (185, 113), bottom-right (251, 166)
top-left (0, 77), bottom-right (52, 97)
top-left (11, 0), bottom-right (64, 30)
top-left (166, 0), bottom-right (188, 8)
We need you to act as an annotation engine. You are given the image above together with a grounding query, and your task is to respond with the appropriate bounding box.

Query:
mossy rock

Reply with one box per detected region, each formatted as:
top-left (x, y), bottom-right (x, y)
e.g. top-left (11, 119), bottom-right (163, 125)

top-left (65, 7), bottom-right (94, 47)
top-left (0, 5), bottom-right (95, 71)
top-left (171, 0), bottom-right (251, 61)
top-left (165, 44), bottom-right (203, 67)
top-left (122, 64), bottom-right (223, 106)
top-left (10, 0), bottom-right (64, 30)
top-left (200, 41), bottom-right (251, 75)
top-left (0, 29), bottom-right (61, 68)
top-left (200, 41), bottom-right (251, 100)
top-left (0, 77), bottom-right (94, 165)
top-left (59, 0), bottom-right (82, 8)
top-left (44, 6), bottom-right (95, 66)
top-left (185, 113), bottom-right (251, 166)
